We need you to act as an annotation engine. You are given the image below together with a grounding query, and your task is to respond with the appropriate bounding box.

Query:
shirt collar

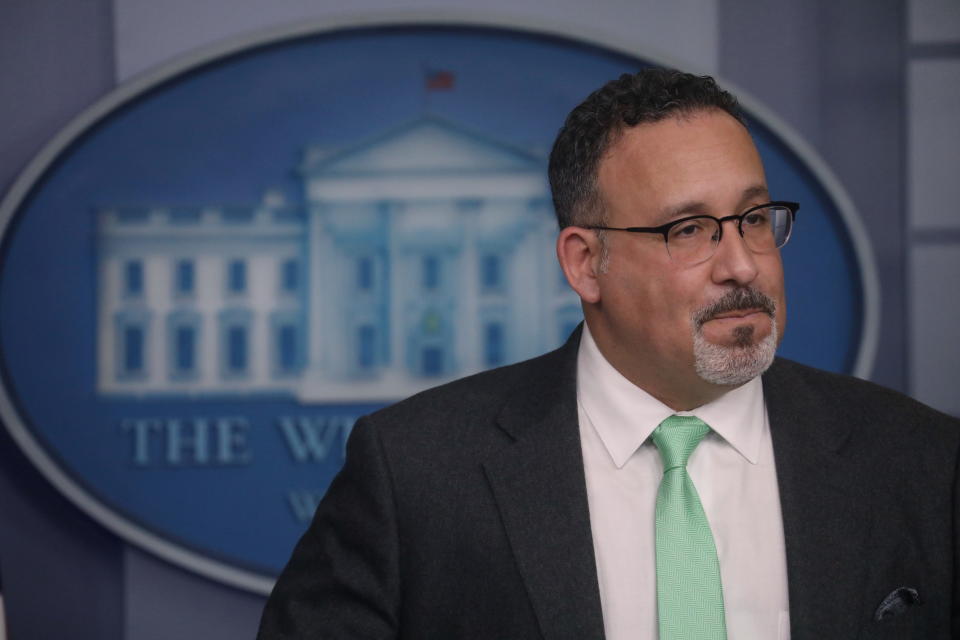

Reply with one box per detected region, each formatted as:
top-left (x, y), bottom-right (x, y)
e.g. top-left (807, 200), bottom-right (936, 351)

top-left (577, 322), bottom-right (766, 469)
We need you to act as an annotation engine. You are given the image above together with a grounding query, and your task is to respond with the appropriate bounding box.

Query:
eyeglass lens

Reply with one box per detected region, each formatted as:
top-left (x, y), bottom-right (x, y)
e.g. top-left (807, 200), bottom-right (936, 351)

top-left (665, 205), bottom-right (793, 264)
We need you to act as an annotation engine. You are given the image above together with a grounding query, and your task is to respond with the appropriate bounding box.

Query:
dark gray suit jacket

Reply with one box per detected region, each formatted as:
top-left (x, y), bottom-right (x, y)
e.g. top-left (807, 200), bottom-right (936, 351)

top-left (258, 330), bottom-right (960, 639)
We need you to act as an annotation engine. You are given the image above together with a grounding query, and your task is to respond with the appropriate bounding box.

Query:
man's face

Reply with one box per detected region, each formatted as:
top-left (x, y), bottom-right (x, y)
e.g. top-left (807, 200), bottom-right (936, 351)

top-left (590, 109), bottom-right (786, 399)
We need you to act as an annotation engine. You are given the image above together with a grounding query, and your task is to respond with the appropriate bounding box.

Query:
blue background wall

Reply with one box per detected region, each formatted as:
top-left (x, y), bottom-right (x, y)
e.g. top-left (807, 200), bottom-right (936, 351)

top-left (1, 1), bottom-right (957, 638)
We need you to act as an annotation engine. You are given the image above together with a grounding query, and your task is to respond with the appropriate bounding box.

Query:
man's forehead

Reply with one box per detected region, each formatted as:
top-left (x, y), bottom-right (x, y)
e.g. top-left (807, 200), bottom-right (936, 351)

top-left (597, 111), bottom-right (766, 217)
top-left (651, 185), bottom-right (771, 224)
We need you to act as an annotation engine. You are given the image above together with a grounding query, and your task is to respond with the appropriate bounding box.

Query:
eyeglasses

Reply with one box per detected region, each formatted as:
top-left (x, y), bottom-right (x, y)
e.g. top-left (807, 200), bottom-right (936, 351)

top-left (585, 201), bottom-right (799, 265)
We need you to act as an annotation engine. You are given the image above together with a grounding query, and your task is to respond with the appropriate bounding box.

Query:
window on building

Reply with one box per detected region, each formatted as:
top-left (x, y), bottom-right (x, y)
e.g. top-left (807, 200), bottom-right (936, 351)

top-left (124, 260), bottom-right (144, 296)
top-left (277, 324), bottom-right (298, 373)
top-left (481, 254), bottom-right (501, 291)
top-left (227, 325), bottom-right (248, 372)
top-left (167, 312), bottom-right (200, 379)
top-left (422, 255), bottom-right (440, 290)
top-left (421, 310), bottom-right (441, 336)
top-left (116, 209), bottom-right (149, 223)
top-left (484, 322), bottom-right (504, 368)
top-left (358, 325), bottom-right (376, 369)
top-left (357, 257), bottom-right (373, 291)
top-left (123, 325), bottom-right (145, 373)
top-left (422, 346), bottom-right (443, 376)
top-left (174, 325), bottom-right (196, 372)
top-left (223, 207), bottom-right (253, 223)
top-left (228, 260), bottom-right (246, 294)
top-left (169, 208), bottom-right (201, 224)
top-left (281, 258), bottom-right (299, 293)
top-left (218, 310), bottom-right (251, 378)
top-left (175, 260), bottom-right (194, 295)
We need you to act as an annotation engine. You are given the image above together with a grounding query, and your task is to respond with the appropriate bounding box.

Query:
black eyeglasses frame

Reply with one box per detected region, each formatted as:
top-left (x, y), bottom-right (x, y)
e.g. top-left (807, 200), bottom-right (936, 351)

top-left (583, 201), bottom-right (799, 249)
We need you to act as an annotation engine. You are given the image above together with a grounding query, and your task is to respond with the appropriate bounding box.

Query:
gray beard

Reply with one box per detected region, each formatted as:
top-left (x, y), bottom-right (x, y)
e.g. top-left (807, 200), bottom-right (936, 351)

top-left (692, 317), bottom-right (777, 386)
top-left (690, 288), bottom-right (779, 386)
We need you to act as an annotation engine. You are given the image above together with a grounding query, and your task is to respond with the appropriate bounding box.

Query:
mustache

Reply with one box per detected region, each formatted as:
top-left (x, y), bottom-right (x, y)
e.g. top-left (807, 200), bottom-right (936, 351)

top-left (692, 288), bottom-right (777, 328)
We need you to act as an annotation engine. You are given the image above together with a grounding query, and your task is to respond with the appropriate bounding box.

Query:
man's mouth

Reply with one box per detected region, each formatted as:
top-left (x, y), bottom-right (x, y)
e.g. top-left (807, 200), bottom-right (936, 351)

top-left (693, 288), bottom-right (776, 329)
top-left (709, 308), bottom-right (765, 321)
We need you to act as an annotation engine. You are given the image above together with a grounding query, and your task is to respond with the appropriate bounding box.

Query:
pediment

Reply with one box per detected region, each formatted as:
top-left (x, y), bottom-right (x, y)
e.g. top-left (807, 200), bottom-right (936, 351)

top-left (303, 117), bottom-right (543, 175)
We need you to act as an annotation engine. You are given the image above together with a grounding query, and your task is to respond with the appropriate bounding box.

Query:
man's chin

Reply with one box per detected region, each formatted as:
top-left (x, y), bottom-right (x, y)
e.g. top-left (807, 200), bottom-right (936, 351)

top-left (692, 320), bottom-right (778, 386)
top-left (699, 314), bottom-right (773, 348)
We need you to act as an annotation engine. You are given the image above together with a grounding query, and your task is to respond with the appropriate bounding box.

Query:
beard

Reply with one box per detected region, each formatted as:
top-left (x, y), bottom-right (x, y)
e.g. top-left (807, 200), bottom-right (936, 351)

top-left (691, 287), bottom-right (779, 386)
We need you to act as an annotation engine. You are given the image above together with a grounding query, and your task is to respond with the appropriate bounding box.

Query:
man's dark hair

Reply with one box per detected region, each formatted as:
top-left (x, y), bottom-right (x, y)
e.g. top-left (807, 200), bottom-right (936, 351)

top-left (548, 68), bottom-right (743, 229)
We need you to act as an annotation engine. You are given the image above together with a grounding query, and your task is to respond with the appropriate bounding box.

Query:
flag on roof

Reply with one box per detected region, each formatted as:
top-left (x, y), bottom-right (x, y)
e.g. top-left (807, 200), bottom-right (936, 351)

top-left (425, 69), bottom-right (455, 90)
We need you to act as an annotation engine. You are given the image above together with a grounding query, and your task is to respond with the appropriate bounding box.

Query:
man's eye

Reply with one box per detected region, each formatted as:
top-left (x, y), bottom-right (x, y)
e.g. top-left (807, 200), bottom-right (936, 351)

top-left (670, 221), bottom-right (706, 240)
top-left (743, 211), bottom-right (769, 227)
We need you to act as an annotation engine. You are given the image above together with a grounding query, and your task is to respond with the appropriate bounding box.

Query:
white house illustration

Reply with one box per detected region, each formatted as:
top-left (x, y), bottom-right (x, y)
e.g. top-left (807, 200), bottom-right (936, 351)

top-left (96, 117), bottom-right (583, 401)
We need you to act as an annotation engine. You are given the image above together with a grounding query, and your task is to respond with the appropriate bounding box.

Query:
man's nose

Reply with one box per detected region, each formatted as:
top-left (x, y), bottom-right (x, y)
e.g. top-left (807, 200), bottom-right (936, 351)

top-left (710, 221), bottom-right (759, 286)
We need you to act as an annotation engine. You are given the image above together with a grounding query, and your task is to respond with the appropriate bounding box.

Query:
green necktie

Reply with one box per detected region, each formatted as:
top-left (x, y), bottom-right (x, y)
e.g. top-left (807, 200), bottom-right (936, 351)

top-left (652, 415), bottom-right (727, 640)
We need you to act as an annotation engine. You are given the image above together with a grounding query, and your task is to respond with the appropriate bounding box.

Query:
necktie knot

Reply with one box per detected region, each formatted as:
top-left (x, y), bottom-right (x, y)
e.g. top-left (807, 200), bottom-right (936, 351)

top-left (652, 415), bottom-right (710, 470)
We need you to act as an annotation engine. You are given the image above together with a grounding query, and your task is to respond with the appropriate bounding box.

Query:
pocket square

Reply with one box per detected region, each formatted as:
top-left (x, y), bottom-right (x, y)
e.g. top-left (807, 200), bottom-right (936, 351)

top-left (874, 586), bottom-right (921, 621)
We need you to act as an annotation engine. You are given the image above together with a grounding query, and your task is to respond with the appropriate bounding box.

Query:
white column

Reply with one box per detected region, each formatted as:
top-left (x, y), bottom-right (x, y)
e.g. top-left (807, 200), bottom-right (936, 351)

top-left (458, 203), bottom-right (480, 373)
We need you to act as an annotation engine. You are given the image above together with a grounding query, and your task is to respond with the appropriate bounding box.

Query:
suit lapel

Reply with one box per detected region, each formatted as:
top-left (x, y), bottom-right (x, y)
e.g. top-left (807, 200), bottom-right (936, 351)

top-left (764, 360), bottom-right (873, 639)
top-left (483, 333), bottom-right (606, 640)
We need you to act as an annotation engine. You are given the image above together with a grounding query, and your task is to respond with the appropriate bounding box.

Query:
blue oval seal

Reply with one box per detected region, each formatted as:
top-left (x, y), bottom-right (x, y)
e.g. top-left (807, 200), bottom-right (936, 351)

top-left (0, 20), bottom-right (877, 593)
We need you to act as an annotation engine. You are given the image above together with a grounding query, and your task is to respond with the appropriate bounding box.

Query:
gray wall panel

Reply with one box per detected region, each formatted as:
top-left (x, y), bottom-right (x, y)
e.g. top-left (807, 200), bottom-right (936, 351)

top-left (906, 1), bottom-right (960, 413)
top-left (0, 2), bottom-right (123, 638)
top-left (0, 0), bottom-right (116, 194)
top-left (909, 0), bottom-right (960, 42)
top-left (124, 548), bottom-right (265, 640)
top-left (721, 0), bottom-right (907, 391)
top-left (909, 59), bottom-right (960, 230)
top-left (817, 0), bottom-right (906, 391)
top-left (909, 245), bottom-right (960, 414)
top-left (112, 0), bottom-right (719, 81)
top-left (718, 0), bottom-right (822, 146)
top-left (0, 428), bottom-right (123, 640)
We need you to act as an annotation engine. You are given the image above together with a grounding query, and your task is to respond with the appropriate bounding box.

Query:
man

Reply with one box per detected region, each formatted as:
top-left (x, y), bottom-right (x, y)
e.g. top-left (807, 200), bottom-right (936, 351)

top-left (258, 69), bottom-right (959, 639)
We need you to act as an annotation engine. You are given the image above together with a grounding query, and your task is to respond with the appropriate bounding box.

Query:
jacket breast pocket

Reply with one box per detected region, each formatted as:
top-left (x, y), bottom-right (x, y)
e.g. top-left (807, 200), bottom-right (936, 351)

top-left (869, 586), bottom-right (923, 638)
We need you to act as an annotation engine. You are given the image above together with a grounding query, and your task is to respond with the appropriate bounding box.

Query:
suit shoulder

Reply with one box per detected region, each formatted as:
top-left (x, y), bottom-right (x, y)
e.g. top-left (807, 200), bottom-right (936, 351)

top-left (766, 358), bottom-right (960, 436)
top-left (362, 340), bottom-right (574, 438)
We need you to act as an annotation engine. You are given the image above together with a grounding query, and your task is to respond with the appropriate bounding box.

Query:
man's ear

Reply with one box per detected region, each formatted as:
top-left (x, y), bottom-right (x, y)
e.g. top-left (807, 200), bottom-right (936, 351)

top-left (557, 226), bottom-right (602, 304)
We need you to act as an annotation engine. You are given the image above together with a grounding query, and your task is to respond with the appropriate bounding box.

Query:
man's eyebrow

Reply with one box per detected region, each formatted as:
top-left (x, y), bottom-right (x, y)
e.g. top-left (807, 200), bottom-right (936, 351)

top-left (739, 184), bottom-right (770, 206)
top-left (653, 185), bottom-right (771, 225)
top-left (652, 200), bottom-right (710, 225)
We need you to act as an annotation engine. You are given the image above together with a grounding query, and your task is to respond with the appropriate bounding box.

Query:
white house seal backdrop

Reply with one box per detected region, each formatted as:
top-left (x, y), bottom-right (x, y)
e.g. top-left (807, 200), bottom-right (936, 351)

top-left (0, 23), bottom-right (873, 593)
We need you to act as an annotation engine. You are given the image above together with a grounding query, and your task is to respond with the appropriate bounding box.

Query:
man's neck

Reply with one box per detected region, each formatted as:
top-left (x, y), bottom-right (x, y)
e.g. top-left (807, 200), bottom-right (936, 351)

top-left (583, 321), bottom-right (738, 412)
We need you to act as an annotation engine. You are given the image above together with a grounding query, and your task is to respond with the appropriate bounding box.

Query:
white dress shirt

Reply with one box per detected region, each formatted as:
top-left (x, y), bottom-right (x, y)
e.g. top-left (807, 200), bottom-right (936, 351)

top-left (577, 323), bottom-right (791, 640)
